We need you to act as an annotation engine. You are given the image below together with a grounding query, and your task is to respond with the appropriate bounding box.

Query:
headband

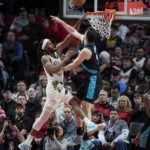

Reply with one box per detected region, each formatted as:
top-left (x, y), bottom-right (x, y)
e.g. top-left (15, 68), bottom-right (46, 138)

top-left (42, 39), bottom-right (49, 50)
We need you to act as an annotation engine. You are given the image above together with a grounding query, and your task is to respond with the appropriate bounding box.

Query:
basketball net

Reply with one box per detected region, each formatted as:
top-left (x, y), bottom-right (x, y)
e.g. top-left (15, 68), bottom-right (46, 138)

top-left (87, 9), bottom-right (116, 39)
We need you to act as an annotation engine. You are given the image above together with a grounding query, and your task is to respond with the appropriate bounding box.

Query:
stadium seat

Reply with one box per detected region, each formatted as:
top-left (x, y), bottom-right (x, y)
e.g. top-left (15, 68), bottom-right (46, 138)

top-left (128, 122), bottom-right (144, 150)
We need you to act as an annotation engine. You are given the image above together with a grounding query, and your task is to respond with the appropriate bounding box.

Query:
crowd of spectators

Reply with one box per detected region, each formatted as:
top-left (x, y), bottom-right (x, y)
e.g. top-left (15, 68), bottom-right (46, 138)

top-left (0, 3), bottom-right (150, 150)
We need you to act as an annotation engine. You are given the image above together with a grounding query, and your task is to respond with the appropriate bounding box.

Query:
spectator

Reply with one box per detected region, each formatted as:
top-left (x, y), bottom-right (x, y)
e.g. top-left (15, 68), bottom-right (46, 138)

top-left (10, 7), bottom-right (28, 33)
top-left (12, 80), bottom-right (28, 101)
top-left (116, 23), bottom-right (129, 42)
top-left (122, 32), bottom-right (136, 58)
top-left (132, 69), bottom-right (148, 94)
top-left (92, 110), bottom-right (104, 139)
top-left (102, 78), bottom-right (111, 96)
top-left (40, 96), bottom-right (47, 109)
top-left (43, 125), bottom-right (68, 150)
top-left (16, 94), bottom-right (27, 108)
top-left (98, 109), bottom-right (129, 150)
top-left (106, 24), bottom-right (122, 56)
top-left (111, 69), bottom-right (127, 95)
top-left (111, 46), bottom-right (123, 69)
top-left (0, 105), bottom-right (6, 124)
top-left (120, 56), bottom-right (136, 84)
top-left (143, 58), bottom-right (150, 82)
top-left (2, 31), bottom-right (24, 80)
top-left (1, 88), bottom-right (16, 118)
top-left (131, 93), bottom-right (148, 123)
top-left (0, 120), bottom-right (25, 150)
top-left (60, 105), bottom-right (77, 141)
top-left (0, 60), bottom-right (9, 92)
top-left (19, 13), bottom-right (46, 65)
top-left (94, 90), bottom-right (114, 121)
top-left (41, 17), bottom-right (53, 40)
top-left (36, 74), bottom-right (47, 100)
top-left (25, 88), bottom-right (41, 124)
top-left (108, 85), bottom-right (120, 108)
top-left (14, 103), bottom-right (32, 136)
top-left (133, 47), bottom-right (146, 70)
top-left (116, 95), bottom-right (132, 125)
top-left (124, 84), bottom-right (135, 106)
top-left (133, 25), bottom-right (149, 49)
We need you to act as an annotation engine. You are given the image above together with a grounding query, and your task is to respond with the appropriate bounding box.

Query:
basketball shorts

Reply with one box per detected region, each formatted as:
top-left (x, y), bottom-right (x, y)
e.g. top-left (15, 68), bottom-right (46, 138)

top-left (77, 72), bottom-right (102, 104)
top-left (46, 80), bottom-right (73, 104)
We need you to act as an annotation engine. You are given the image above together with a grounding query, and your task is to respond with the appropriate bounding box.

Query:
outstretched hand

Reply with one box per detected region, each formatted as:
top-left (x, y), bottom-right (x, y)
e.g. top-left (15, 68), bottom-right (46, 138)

top-left (51, 16), bottom-right (62, 23)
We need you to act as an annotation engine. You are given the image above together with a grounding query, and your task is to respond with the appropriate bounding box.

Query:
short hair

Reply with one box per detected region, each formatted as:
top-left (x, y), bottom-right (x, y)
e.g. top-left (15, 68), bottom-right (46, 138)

top-left (110, 108), bottom-right (119, 114)
top-left (17, 80), bottom-right (26, 85)
top-left (86, 27), bottom-right (98, 43)
top-left (64, 105), bottom-right (73, 113)
top-left (134, 93), bottom-right (142, 99)
top-left (111, 85), bottom-right (120, 91)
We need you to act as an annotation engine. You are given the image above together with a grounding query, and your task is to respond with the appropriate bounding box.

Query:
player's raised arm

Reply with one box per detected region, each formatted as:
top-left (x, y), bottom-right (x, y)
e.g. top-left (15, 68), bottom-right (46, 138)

top-left (56, 13), bottom-right (88, 56)
top-left (62, 48), bottom-right (92, 71)
top-left (51, 16), bottom-right (84, 41)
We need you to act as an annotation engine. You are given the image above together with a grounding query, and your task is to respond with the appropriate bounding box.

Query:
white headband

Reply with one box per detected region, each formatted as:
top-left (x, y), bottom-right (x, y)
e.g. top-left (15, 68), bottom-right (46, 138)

top-left (42, 39), bottom-right (49, 50)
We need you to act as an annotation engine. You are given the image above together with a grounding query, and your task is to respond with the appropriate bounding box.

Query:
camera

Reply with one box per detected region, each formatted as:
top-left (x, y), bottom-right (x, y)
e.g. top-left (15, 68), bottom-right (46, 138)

top-left (47, 125), bottom-right (59, 136)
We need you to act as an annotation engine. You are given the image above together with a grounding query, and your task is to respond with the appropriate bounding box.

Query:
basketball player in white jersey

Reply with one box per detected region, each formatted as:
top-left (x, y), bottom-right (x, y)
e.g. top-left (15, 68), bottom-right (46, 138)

top-left (18, 14), bottom-right (105, 150)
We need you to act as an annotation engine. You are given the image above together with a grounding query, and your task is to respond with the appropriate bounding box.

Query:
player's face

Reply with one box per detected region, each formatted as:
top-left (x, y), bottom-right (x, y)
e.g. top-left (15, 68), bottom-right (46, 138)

top-left (44, 40), bottom-right (56, 53)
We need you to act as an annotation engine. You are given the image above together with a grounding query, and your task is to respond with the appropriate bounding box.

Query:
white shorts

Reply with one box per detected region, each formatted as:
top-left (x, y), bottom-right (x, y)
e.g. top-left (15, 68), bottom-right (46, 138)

top-left (46, 81), bottom-right (73, 105)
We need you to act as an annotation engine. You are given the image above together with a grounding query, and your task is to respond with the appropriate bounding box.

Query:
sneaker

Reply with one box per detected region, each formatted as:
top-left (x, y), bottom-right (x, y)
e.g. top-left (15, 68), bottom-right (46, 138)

top-left (18, 142), bottom-right (31, 150)
top-left (79, 140), bottom-right (94, 150)
top-left (87, 122), bottom-right (106, 135)
top-left (67, 135), bottom-right (83, 146)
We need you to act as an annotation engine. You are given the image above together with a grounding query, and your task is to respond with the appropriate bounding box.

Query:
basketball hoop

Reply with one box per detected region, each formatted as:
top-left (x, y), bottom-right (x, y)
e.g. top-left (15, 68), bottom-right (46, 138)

top-left (87, 9), bottom-right (116, 39)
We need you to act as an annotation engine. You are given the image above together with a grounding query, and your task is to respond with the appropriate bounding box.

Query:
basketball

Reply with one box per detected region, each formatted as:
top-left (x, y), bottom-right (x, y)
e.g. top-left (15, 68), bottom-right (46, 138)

top-left (100, 51), bottom-right (110, 60)
top-left (73, 0), bottom-right (86, 7)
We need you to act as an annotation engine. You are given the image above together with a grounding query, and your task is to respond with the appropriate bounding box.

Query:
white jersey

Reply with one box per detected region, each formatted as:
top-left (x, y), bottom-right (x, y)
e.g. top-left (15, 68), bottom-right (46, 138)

top-left (43, 52), bottom-right (73, 104)
top-left (43, 52), bottom-right (64, 83)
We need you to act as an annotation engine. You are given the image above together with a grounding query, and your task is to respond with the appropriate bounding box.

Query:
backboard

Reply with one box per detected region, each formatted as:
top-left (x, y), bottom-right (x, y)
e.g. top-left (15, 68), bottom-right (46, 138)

top-left (60, 0), bottom-right (150, 23)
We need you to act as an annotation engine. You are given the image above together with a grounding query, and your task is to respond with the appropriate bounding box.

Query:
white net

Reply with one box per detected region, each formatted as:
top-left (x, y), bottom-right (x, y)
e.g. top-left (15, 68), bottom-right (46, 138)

top-left (87, 12), bottom-right (115, 39)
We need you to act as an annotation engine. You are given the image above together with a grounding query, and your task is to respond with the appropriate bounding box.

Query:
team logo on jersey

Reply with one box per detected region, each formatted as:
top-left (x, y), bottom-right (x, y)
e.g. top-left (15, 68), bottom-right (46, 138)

top-left (58, 87), bottom-right (63, 93)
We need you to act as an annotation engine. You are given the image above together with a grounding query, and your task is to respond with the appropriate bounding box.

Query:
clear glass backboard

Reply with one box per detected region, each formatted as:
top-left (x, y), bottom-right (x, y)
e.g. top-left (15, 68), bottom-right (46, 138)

top-left (60, 0), bottom-right (150, 23)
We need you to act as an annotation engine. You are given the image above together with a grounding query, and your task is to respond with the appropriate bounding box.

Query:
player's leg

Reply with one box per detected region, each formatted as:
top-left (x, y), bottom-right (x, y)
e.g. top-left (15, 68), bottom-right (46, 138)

top-left (82, 72), bottom-right (102, 120)
top-left (82, 101), bottom-right (93, 120)
top-left (18, 97), bottom-right (58, 150)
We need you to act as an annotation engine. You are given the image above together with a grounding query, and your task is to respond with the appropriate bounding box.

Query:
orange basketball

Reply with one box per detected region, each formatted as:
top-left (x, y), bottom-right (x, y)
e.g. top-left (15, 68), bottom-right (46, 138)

top-left (73, 0), bottom-right (86, 7)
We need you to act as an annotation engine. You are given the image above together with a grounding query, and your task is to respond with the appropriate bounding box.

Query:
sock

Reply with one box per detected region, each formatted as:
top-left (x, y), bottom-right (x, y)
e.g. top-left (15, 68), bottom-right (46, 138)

top-left (26, 135), bottom-right (34, 145)
top-left (83, 117), bottom-right (91, 126)
top-left (76, 127), bottom-right (83, 135)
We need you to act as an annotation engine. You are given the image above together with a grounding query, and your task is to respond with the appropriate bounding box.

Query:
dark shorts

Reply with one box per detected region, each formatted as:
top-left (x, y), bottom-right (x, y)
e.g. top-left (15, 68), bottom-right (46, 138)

top-left (76, 72), bottom-right (102, 104)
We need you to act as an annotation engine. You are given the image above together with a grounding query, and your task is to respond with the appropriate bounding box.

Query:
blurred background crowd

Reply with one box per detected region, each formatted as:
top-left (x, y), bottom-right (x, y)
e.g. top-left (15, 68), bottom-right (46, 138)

top-left (0, 0), bottom-right (150, 150)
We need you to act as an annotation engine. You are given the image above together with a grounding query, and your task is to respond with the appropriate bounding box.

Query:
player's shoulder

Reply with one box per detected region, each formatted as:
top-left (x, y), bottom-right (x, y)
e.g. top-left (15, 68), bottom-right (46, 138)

top-left (41, 55), bottom-right (50, 63)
